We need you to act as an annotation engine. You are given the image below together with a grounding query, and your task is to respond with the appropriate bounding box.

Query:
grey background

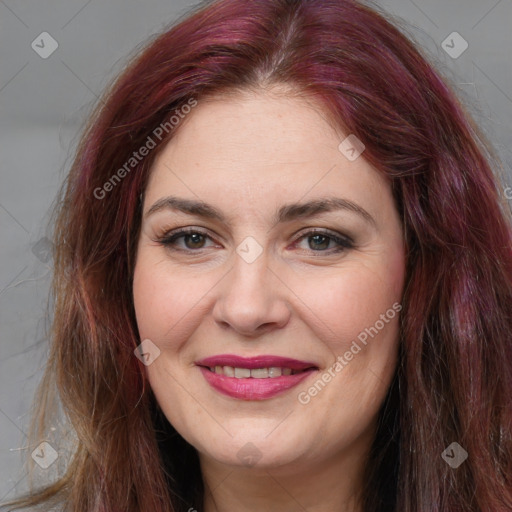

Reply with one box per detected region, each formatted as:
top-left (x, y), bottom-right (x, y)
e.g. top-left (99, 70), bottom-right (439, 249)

top-left (1, 0), bottom-right (511, 502)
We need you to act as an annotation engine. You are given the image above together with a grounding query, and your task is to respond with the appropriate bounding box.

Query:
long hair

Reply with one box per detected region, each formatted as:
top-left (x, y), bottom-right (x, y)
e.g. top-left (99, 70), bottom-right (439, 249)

top-left (2, 0), bottom-right (511, 510)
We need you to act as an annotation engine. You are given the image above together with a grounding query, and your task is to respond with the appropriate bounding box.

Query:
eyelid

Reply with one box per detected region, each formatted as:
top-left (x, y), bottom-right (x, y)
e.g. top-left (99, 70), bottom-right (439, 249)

top-left (154, 225), bottom-right (355, 255)
top-left (292, 227), bottom-right (354, 244)
top-left (290, 228), bottom-right (355, 254)
top-left (155, 225), bottom-right (353, 242)
top-left (155, 226), bottom-right (220, 247)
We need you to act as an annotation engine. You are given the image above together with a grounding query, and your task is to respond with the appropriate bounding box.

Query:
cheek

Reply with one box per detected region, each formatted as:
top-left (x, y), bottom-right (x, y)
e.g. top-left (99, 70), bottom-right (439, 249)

top-left (293, 259), bottom-right (404, 356)
top-left (132, 254), bottom-right (206, 345)
top-left (292, 260), bottom-right (403, 436)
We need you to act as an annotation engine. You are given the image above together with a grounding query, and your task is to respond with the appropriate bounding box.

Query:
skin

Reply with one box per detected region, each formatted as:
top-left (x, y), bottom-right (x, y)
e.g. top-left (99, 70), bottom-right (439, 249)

top-left (133, 87), bottom-right (406, 512)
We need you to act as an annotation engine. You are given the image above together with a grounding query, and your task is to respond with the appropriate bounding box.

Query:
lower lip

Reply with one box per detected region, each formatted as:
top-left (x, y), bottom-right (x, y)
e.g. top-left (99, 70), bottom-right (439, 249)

top-left (198, 366), bottom-right (317, 400)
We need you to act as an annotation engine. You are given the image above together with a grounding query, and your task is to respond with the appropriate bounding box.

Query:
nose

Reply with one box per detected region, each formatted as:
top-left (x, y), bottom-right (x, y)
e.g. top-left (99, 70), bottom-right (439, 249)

top-left (212, 251), bottom-right (291, 337)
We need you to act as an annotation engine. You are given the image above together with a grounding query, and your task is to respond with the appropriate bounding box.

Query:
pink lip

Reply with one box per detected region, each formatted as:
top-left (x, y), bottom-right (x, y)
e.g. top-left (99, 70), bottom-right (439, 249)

top-left (196, 354), bottom-right (317, 370)
top-left (195, 354), bottom-right (319, 400)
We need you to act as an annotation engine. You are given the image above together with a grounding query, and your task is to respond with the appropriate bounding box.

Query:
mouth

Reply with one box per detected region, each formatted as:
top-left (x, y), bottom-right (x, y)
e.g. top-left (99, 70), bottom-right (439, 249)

top-left (203, 365), bottom-right (312, 377)
top-left (195, 354), bottom-right (319, 400)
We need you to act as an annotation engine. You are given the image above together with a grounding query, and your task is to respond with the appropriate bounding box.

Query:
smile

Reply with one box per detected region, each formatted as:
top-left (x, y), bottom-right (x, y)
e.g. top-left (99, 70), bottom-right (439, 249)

top-left (195, 354), bottom-right (319, 400)
top-left (206, 366), bottom-right (306, 377)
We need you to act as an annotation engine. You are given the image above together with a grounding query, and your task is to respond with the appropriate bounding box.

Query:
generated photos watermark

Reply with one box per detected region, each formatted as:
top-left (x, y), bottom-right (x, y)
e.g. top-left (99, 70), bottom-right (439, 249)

top-left (94, 97), bottom-right (198, 200)
top-left (297, 302), bottom-right (402, 404)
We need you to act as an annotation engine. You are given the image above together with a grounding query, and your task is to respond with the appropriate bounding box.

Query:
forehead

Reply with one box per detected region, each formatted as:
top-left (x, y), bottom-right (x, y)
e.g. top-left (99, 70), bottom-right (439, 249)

top-left (144, 89), bottom-right (391, 220)
top-left (156, 89), bottom-right (345, 167)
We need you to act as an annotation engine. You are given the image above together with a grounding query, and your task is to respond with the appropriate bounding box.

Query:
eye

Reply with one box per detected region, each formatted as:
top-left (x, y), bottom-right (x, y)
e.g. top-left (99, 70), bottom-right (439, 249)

top-left (156, 228), bottom-right (218, 251)
top-left (155, 227), bottom-right (354, 255)
top-left (293, 229), bottom-right (354, 254)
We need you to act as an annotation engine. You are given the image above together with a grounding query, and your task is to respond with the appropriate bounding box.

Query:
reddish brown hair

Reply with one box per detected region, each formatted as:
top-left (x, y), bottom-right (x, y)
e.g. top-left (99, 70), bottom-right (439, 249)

top-left (2, 0), bottom-right (512, 510)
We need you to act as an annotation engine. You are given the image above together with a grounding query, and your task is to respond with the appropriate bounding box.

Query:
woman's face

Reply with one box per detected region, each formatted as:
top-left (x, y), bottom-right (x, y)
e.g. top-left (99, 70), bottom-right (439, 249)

top-left (133, 89), bottom-right (405, 473)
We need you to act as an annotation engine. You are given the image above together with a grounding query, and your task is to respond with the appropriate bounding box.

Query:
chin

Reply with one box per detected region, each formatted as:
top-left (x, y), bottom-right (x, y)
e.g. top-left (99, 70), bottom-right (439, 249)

top-left (194, 428), bottom-right (310, 469)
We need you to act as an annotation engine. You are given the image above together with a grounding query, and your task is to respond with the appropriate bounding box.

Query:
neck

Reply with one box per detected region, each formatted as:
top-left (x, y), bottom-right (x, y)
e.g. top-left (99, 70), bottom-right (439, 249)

top-left (200, 435), bottom-right (371, 512)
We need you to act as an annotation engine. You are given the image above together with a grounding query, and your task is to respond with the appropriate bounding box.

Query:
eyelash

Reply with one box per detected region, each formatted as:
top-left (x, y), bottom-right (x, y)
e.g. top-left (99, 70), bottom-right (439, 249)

top-left (154, 227), bottom-right (354, 255)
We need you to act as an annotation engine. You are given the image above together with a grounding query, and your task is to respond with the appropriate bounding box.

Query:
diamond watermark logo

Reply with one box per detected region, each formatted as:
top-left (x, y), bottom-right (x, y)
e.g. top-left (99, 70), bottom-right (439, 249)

top-left (441, 32), bottom-right (468, 59)
top-left (134, 338), bottom-right (161, 366)
top-left (31, 441), bottom-right (58, 469)
top-left (338, 134), bottom-right (365, 161)
top-left (236, 442), bottom-right (262, 467)
top-left (32, 236), bottom-right (53, 263)
top-left (31, 32), bottom-right (59, 59)
top-left (441, 442), bottom-right (468, 468)
top-left (236, 236), bottom-right (263, 264)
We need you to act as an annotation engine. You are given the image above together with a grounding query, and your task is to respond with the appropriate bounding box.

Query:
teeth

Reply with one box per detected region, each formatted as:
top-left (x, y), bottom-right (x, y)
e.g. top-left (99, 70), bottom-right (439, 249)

top-left (234, 367), bottom-right (251, 378)
top-left (268, 367), bottom-right (282, 377)
top-left (208, 366), bottom-right (301, 378)
top-left (251, 368), bottom-right (268, 378)
top-left (223, 366), bottom-right (235, 377)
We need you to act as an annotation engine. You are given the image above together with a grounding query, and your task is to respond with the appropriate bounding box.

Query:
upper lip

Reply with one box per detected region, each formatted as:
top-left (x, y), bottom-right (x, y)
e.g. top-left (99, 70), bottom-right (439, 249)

top-left (195, 354), bottom-right (318, 371)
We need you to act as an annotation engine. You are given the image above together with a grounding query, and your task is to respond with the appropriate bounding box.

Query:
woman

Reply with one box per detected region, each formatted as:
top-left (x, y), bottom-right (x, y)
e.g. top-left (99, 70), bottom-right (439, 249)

top-left (2, 0), bottom-right (511, 510)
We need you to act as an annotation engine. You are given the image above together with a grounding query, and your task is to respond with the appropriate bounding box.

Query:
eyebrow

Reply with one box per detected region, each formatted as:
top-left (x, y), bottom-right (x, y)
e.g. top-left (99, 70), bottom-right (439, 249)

top-left (144, 195), bottom-right (376, 227)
